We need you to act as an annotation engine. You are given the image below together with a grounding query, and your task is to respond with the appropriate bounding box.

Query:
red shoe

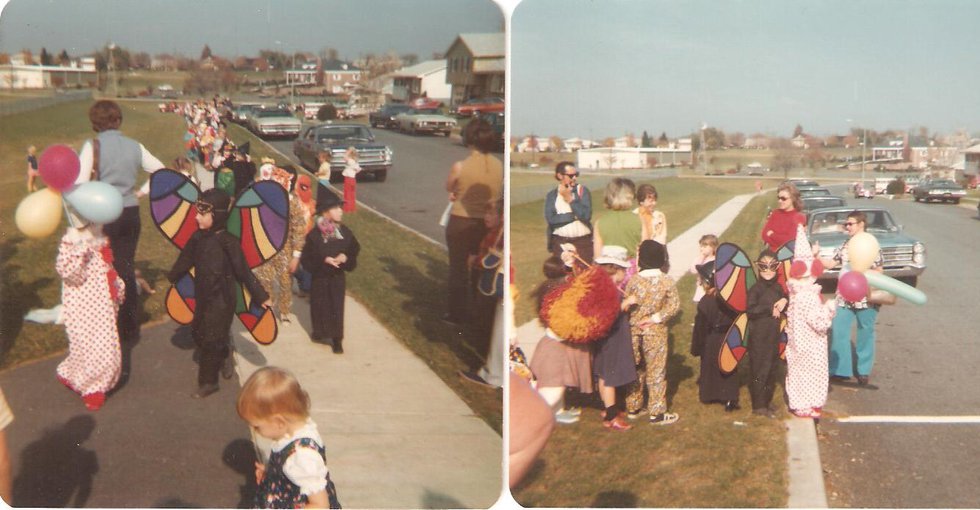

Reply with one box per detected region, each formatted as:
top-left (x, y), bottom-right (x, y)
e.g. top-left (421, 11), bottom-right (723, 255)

top-left (603, 414), bottom-right (633, 431)
top-left (82, 392), bottom-right (105, 411)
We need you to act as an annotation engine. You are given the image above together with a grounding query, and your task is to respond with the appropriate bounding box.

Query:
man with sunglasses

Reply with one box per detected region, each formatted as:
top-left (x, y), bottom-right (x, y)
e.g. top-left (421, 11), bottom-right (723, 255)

top-left (817, 210), bottom-right (884, 386)
top-left (544, 161), bottom-right (594, 263)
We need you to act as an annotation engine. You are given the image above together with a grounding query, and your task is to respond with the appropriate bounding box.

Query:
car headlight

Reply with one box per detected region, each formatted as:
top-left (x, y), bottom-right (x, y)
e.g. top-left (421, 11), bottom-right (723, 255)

top-left (912, 242), bottom-right (925, 264)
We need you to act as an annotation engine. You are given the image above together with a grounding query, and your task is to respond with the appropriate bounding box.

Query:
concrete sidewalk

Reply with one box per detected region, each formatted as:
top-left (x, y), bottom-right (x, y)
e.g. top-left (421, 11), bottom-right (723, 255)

top-left (515, 191), bottom-right (828, 508)
top-left (234, 295), bottom-right (502, 509)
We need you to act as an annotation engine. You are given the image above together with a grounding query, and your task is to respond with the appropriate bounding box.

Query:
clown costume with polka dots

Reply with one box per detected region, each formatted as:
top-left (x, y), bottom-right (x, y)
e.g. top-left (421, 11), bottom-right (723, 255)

top-left (55, 224), bottom-right (126, 411)
top-left (784, 225), bottom-right (837, 419)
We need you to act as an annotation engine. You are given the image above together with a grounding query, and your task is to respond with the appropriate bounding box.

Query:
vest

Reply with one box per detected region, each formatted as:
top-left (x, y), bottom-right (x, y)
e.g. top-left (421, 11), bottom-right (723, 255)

top-left (95, 130), bottom-right (142, 208)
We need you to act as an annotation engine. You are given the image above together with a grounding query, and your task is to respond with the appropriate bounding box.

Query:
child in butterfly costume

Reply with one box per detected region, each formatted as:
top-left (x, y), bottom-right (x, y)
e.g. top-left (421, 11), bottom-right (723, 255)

top-left (784, 225), bottom-right (837, 419)
top-left (166, 189), bottom-right (273, 398)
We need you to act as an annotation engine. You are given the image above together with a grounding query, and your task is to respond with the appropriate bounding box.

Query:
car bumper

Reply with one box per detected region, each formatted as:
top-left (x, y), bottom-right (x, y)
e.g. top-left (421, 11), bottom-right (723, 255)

top-left (257, 127), bottom-right (301, 137)
top-left (819, 264), bottom-right (926, 282)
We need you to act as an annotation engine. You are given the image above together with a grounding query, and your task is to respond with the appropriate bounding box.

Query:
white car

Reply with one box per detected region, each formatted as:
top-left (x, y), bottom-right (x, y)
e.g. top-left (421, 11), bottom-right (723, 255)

top-left (393, 108), bottom-right (456, 136)
top-left (248, 107), bottom-right (302, 139)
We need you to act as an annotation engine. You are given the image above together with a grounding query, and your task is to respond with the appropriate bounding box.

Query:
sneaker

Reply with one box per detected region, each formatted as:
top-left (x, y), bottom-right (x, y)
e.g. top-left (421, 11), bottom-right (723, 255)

top-left (192, 384), bottom-right (220, 399)
top-left (649, 412), bottom-right (679, 426)
top-left (555, 409), bottom-right (580, 424)
top-left (221, 356), bottom-right (235, 380)
top-left (603, 414), bottom-right (633, 431)
top-left (626, 410), bottom-right (644, 420)
top-left (561, 407), bottom-right (582, 417)
top-left (724, 400), bottom-right (741, 412)
top-left (458, 370), bottom-right (494, 388)
top-left (856, 375), bottom-right (869, 386)
top-left (791, 408), bottom-right (819, 419)
top-left (752, 408), bottom-right (776, 419)
top-left (331, 339), bottom-right (344, 354)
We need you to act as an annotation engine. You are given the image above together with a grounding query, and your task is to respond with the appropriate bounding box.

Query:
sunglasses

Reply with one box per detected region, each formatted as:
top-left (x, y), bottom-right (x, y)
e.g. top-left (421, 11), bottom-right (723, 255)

top-left (756, 261), bottom-right (780, 271)
top-left (194, 201), bottom-right (214, 215)
top-left (844, 221), bottom-right (860, 227)
top-left (777, 196), bottom-right (790, 201)
top-left (564, 173), bottom-right (579, 179)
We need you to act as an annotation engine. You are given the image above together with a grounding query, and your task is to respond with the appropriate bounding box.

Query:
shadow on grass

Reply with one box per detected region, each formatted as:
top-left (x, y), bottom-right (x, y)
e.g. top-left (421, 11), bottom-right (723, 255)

top-left (592, 490), bottom-right (638, 508)
top-left (0, 237), bottom-right (56, 362)
top-left (376, 252), bottom-right (485, 371)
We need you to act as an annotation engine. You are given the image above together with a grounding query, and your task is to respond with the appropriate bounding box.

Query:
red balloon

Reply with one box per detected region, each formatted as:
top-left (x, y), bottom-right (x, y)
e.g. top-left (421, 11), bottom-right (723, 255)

top-left (38, 144), bottom-right (80, 191)
top-left (838, 271), bottom-right (869, 302)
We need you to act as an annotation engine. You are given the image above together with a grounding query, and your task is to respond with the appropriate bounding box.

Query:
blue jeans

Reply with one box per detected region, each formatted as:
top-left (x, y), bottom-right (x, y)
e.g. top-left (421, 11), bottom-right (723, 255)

top-left (293, 267), bottom-right (312, 293)
top-left (829, 305), bottom-right (879, 377)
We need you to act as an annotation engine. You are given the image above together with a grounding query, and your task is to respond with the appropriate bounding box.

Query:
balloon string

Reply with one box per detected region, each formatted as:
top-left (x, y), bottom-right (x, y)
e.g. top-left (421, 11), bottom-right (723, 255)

top-left (61, 197), bottom-right (76, 228)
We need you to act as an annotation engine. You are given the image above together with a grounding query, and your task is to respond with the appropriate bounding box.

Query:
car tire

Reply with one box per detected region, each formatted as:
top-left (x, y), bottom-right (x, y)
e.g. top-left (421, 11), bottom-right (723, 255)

top-left (443, 131), bottom-right (451, 137)
top-left (952, 198), bottom-right (960, 204)
top-left (374, 169), bottom-right (387, 182)
top-left (328, 172), bottom-right (342, 184)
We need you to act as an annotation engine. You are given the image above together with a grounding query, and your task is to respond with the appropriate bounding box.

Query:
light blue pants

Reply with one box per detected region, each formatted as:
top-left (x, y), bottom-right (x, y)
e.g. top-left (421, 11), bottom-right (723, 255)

top-left (829, 305), bottom-right (879, 377)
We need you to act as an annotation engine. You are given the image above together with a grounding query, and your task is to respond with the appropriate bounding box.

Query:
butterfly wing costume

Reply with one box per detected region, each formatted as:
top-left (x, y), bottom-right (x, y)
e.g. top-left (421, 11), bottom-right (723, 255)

top-left (150, 169), bottom-right (289, 344)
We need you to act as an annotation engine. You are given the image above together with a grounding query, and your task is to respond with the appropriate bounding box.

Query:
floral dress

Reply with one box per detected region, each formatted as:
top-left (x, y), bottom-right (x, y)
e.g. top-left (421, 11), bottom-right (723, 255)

top-left (256, 437), bottom-right (342, 509)
top-left (55, 231), bottom-right (125, 397)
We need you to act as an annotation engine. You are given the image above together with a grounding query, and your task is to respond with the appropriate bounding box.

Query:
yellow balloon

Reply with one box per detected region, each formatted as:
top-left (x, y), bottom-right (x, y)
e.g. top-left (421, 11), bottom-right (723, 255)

top-left (15, 188), bottom-right (63, 238)
top-left (847, 232), bottom-right (879, 272)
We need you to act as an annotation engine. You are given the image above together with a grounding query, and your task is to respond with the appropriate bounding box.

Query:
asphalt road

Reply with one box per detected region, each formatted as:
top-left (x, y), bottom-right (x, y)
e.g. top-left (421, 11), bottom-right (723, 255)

top-left (266, 125), bottom-right (476, 247)
top-left (815, 189), bottom-right (980, 507)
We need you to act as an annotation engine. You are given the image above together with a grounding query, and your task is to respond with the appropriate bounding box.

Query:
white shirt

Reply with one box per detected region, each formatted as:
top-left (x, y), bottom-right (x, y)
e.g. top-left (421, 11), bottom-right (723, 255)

top-left (271, 418), bottom-right (329, 497)
top-left (341, 158), bottom-right (361, 179)
top-left (551, 188), bottom-right (591, 237)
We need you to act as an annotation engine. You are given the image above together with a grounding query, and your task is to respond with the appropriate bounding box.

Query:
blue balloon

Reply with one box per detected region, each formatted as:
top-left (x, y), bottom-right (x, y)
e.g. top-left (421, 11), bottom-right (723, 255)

top-left (64, 181), bottom-right (123, 224)
top-left (865, 271), bottom-right (927, 306)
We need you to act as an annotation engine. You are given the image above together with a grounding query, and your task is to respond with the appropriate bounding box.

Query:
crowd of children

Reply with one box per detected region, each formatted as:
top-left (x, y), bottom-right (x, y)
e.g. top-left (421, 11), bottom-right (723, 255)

top-left (524, 176), bottom-right (844, 431)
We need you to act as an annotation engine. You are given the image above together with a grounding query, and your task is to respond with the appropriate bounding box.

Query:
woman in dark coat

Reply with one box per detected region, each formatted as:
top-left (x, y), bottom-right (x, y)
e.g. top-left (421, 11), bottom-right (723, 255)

top-left (301, 188), bottom-right (360, 354)
top-left (690, 262), bottom-right (741, 410)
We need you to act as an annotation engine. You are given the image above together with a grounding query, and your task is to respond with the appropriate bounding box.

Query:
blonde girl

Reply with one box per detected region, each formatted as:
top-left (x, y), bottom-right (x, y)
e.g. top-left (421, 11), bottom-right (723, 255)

top-left (341, 147), bottom-right (360, 212)
top-left (238, 367), bottom-right (341, 509)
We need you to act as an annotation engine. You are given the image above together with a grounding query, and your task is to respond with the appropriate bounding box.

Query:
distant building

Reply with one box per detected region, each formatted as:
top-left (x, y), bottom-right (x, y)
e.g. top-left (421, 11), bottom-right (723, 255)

top-left (445, 33), bottom-right (504, 106)
top-left (959, 143), bottom-right (980, 178)
top-left (285, 62), bottom-right (321, 86)
top-left (0, 58), bottom-right (97, 89)
top-left (872, 135), bottom-right (957, 168)
top-left (322, 60), bottom-right (361, 95)
top-left (576, 147), bottom-right (693, 171)
top-left (390, 60), bottom-right (450, 102)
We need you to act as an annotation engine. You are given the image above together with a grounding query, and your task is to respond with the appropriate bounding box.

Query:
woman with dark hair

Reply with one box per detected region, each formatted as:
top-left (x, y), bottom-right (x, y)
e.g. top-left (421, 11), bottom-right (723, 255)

top-left (761, 182), bottom-right (805, 251)
top-left (634, 183), bottom-right (667, 244)
top-left (76, 100), bottom-right (165, 342)
top-left (442, 118), bottom-right (503, 325)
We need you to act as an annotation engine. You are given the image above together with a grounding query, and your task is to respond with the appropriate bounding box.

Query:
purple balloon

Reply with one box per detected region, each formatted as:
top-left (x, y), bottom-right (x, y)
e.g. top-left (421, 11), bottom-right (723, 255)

top-left (38, 144), bottom-right (81, 191)
top-left (838, 271), bottom-right (869, 302)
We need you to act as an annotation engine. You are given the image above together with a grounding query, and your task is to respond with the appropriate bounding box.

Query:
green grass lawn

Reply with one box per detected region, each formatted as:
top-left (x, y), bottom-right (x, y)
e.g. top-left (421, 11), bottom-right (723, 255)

top-left (0, 99), bottom-right (500, 432)
top-left (512, 190), bottom-right (788, 508)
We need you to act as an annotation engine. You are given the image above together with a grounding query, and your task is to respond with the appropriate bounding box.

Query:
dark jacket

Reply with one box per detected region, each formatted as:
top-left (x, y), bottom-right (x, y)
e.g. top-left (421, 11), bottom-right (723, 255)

top-left (300, 224), bottom-right (360, 277)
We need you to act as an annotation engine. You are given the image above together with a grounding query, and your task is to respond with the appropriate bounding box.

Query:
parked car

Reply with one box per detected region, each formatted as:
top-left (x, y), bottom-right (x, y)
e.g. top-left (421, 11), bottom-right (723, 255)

top-left (799, 187), bottom-right (832, 198)
top-left (231, 103), bottom-right (262, 125)
top-left (451, 97), bottom-right (505, 117)
top-left (911, 179), bottom-right (966, 204)
top-left (853, 183), bottom-right (874, 199)
top-left (369, 104), bottom-right (413, 129)
top-left (248, 106), bottom-right (302, 139)
top-left (786, 179), bottom-right (820, 191)
top-left (303, 102), bottom-right (326, 120)
top-left (409, 97), bottom-right (443, 109)
top-left (800, 195), bottom-right (847, 219)
top-left (808, 206), bottom-right (926, 287)
top-left (393, 108), bottom-right (456, 136)
top-left (293, 123), bottom-right (392, 182)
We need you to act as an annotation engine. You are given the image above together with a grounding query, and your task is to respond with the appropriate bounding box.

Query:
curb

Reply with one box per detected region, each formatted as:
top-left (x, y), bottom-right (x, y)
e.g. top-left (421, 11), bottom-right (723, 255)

top-left (786, 417), bottom-right (829, 507)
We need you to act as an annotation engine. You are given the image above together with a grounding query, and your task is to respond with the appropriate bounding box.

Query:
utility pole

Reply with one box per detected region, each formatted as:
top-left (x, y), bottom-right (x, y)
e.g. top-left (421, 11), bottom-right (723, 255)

top-left (108, 42), bottom-right (117, 97)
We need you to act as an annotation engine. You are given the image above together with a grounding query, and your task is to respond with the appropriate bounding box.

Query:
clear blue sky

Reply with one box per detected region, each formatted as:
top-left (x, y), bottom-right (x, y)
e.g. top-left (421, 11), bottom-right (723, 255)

top-left (511, 0), bottom-right (980, 140)
top-left (0, 0), bottom-right (504, 61)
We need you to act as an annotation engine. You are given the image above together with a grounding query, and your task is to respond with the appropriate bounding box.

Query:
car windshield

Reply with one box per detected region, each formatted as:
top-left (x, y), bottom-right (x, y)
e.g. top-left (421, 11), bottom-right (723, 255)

top-left (316, 127), bottom-right (371, 142)
top-left (386, 105), bottom-right (410, 113)
top-left (255, 109), bottom-right (292, 118)
top-left (810, 210), bottom-right (898, 236)
top-left (803, 198), bottom-right (845, 210)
